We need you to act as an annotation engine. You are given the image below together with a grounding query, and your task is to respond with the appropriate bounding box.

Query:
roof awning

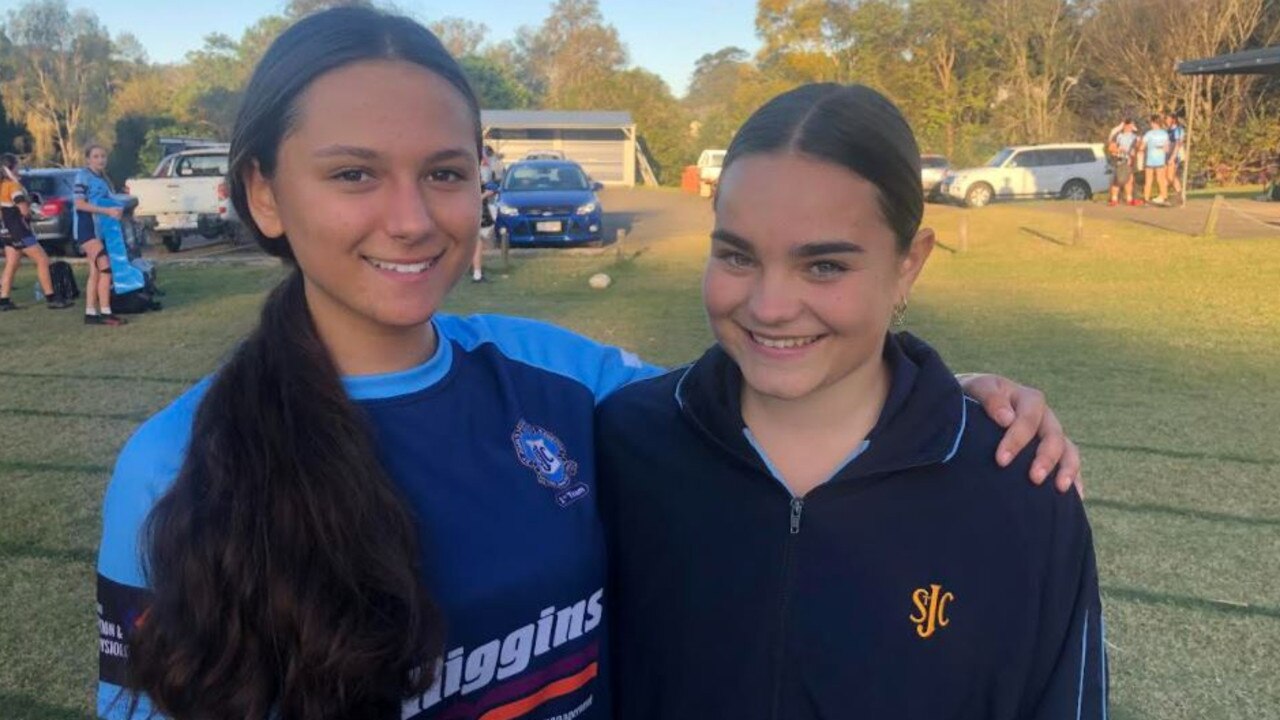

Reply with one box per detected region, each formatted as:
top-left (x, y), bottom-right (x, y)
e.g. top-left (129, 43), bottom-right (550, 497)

top-left (1177, 46), bottom-right (1280, 75)
top-left (481, 110), bottom-right (635, 129)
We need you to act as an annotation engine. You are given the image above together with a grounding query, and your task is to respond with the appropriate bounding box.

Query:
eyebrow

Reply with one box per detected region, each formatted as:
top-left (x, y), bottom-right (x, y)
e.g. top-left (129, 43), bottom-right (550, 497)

top-left (312, 145), bottom-right (475, 163)
top-left (711, 229), bottom-right (864, 257)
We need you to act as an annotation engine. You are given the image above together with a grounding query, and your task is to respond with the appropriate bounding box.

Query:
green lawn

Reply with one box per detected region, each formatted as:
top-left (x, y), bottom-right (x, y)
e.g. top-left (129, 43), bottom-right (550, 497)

top-left (0, 202), bottom-right (1277, 719)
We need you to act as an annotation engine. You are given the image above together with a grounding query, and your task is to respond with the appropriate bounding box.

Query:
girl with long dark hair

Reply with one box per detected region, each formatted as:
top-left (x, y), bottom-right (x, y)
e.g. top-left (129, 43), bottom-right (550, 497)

top-left (597, 84), bottom-right (1106, 719)
top-left (97, 9), bottom-right (1081, 720)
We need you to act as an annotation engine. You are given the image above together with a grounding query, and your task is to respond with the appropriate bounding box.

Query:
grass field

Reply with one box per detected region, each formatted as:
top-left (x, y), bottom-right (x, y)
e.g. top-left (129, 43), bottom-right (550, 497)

top-left (0, 198), bottom-right (1277, 719)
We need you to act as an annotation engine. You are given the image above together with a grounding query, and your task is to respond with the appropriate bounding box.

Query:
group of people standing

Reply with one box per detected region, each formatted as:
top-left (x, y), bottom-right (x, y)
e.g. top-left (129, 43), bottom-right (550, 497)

top-left (0, 145), bottom-right (127, 325)
top-left (1107, 112), bottom-right (1187, 207)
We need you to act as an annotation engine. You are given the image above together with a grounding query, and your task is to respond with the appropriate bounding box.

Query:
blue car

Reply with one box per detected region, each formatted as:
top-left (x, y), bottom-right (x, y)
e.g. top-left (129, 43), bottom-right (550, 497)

top-left (495, 160), bottom-right (605, 247)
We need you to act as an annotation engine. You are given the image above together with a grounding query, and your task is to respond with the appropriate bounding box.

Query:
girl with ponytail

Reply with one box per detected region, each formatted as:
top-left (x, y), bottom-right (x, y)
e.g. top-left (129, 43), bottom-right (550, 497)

top-left (96, 8), bottom-right (1078, 720)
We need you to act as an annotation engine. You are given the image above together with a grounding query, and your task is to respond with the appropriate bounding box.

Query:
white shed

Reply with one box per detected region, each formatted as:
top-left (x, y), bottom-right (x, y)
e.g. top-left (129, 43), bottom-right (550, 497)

top-left (481, 110), bottom-right (638, 187)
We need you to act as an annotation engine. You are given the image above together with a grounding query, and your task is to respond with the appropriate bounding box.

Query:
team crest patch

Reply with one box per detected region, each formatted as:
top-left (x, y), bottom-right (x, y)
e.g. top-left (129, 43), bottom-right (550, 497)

top-left (512, 420), bottom-right (588, 507)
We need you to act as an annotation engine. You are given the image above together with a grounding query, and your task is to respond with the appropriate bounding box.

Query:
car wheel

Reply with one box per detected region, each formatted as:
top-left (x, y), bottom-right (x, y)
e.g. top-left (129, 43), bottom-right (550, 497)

top-left (1061, 179), bottom-right (1092, 201)
top-left (964, 183), bottom-right (993, 208)
top-left (162, 233), bottom-right (183, 253)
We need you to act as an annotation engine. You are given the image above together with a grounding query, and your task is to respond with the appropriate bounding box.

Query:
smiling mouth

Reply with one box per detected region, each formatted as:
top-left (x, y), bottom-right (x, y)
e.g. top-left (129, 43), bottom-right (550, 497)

top-left (748, 331), bottom-right (826, 350)
top-left (363, 250), bottom-right (444, 275)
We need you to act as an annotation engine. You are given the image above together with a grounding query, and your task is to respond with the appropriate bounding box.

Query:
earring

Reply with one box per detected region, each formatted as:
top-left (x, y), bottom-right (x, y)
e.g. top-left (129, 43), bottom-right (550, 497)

top-left (891, 299), bottom-right (908, 328)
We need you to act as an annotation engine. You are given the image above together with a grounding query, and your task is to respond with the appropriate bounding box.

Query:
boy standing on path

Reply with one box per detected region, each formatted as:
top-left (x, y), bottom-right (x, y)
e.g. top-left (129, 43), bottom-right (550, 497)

top-left (1108, 119), bottom-right (1140, 206)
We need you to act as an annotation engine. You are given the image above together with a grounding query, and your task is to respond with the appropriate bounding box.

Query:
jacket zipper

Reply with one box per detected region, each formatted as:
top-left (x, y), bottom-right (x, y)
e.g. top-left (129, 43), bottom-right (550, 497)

top-left (770, 496), bottom-right (804, 719)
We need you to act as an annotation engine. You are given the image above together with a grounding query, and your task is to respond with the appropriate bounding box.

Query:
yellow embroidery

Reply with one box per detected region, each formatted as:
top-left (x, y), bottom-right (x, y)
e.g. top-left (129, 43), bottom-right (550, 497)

top-left (909, 584), bottom-right (954, 639)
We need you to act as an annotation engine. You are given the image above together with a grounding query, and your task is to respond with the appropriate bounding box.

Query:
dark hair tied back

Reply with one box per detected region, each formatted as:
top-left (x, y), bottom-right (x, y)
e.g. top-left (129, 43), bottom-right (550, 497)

top-left (721, 83), bottom-right (924, 251)
top-left (126, 7), bottom-right (482, 718)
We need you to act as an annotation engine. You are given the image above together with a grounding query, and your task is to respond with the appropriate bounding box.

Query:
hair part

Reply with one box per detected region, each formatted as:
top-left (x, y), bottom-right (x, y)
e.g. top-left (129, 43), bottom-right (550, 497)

top-left (127, 6), bottom-right (478, 718)
top-left (719, 83), bottom-right (924, 252)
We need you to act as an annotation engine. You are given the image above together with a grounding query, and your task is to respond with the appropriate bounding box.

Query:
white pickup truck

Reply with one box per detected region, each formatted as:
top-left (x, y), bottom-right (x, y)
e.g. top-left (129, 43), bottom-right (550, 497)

top-left (124, 146), bottom-right (238, 251)
top-left (697, 149), bottom-right (726, 198)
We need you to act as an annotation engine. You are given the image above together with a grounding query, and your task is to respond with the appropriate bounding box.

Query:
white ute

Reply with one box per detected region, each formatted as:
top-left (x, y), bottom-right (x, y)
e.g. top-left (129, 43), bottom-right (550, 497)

top-left (124, 146), bottom-right (238, 252)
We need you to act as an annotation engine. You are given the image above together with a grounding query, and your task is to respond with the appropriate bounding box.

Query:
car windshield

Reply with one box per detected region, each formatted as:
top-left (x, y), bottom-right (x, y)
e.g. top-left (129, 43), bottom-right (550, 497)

top-left (705, 152), bottom-right (725, 168)
top-left (19, 175), bottom-right (69, 197)
top-left (986, 149), bottom-right (1015, 167)
top-left (921, 156), bottom-right (948, 169)
top-left (503, 164), bottom-right (589, 192)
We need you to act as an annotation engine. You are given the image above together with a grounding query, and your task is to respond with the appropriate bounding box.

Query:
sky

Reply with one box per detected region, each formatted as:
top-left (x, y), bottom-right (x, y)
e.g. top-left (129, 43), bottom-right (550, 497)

top-left (67, 0), bottom-right (762, 97)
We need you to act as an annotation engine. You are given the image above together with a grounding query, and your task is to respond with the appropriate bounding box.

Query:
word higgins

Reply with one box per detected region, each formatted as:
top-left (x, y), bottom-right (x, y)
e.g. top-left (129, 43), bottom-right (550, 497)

top-left (403, 588), bottom-right (604, 715)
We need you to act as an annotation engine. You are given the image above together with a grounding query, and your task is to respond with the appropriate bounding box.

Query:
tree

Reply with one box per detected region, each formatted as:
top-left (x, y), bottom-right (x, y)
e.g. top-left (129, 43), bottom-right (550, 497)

top-left (429, 17), bottom-right (489, 58)
top-left (460, 55), bottom-right (532, 109)
top-left (1, 0), bottom-right (114, 164)
top-left (511, 0), bottom-right (628, 109)
top-left (904, 0), bottom-right (995, 159)
top-left (987, 0), bottom-right (1091, 144)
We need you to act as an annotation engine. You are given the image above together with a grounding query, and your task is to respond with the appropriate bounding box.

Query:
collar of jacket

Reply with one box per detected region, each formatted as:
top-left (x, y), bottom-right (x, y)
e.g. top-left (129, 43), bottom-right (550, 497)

top-left (673, 332), bottom-right (968, 486)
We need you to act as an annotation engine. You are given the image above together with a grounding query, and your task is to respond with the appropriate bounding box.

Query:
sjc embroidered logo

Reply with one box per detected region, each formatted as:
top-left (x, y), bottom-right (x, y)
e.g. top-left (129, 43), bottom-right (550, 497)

top-left (512, 419), bottom-right (588, 507)
top-left (909, 584), bottom-right (954, 639)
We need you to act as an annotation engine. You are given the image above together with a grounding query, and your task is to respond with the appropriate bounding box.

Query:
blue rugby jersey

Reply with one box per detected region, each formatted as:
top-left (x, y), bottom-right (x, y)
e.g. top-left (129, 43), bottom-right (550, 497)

top-left (73, 168), bottom-right (113, 237)
top-left (596, 333), bottom-right (1108, 720)
top-left (96, 314), bottom-right (661, 720)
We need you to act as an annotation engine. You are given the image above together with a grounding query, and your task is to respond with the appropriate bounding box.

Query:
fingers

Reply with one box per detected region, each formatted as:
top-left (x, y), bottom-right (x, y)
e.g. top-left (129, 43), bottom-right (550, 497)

top-left (1026, 408), bottom-right (1064, 484)
top-left (1053, 439), bottom-right (1083, 498)
top-left (995, 386), bottom-right (1045, 467)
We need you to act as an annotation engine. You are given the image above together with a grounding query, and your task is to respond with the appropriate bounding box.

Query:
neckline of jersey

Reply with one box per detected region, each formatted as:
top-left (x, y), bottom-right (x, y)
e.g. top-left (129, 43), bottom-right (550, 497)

top-left (341, 319), bottom-right (453, 401)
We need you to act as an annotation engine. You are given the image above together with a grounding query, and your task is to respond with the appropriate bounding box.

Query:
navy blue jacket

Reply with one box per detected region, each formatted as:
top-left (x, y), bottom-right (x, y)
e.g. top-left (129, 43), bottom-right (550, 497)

top-left (596, 333), bottom-right (1108, 720)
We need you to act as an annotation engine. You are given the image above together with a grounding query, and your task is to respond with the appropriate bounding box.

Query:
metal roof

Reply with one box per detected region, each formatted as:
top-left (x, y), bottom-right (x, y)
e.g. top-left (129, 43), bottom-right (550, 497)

top-left (481, 110), bottom-right (635, 129)
top-left (1177, 46), bottom-right (1280, 75)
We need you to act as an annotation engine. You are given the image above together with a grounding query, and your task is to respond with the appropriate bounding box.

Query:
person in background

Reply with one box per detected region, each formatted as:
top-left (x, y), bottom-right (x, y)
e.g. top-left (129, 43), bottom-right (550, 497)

top-left (1165, 112), bottom-right (1186, 201)
top-left (597, 83), bottom-right (1106, 720)
top-left (0, 154), bottom-right (71, 311)
top-left (74, 144), bottom-right (127, 325)
top-left (1139, 114), bottom-right (1171, 206)
top-left (1107, 118), bottom-right (1140, 206)
top-left (471, 145), bottom-right (500, 283)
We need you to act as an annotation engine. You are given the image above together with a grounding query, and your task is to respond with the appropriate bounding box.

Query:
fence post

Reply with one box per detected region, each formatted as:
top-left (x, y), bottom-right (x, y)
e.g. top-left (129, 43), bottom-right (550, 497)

top-left (958, 214), bottom-right (969, 253)
top-left (1073, 207), bottom-right (1084, 245)
top-left (615, 228), bottom-right (627, 260)
top-left (1201, 194), bottom-right (1223, 238)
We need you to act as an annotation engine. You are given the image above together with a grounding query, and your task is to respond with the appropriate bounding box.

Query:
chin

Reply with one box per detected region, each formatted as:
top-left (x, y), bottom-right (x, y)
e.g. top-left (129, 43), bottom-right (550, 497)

top-left (738, 366), bottom-right (824, 402)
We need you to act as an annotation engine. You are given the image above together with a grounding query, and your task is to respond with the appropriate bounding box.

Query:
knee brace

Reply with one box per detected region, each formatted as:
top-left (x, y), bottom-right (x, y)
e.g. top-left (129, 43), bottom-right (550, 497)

top-left (95, 254), bottom-right (112, 274)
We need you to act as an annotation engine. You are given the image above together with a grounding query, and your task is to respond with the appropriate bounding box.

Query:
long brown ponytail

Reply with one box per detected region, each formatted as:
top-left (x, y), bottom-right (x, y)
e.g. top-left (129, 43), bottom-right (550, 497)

top-left (126, 7), bottom-right (481, 718)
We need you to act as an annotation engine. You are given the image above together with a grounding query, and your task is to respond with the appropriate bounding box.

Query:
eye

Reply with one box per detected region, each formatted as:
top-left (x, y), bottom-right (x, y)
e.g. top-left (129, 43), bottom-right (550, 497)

top-left (808, 260), bottom-right (848, 278)
top-left (332, 168), bottom-right (372, 183)
top-left (716, 250), bottom-right (754, 269)
top-left (428, 168), bottom-right (467, 183)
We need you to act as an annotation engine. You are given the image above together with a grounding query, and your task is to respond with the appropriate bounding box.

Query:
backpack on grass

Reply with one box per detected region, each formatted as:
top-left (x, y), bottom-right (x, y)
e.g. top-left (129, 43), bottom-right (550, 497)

top-left (50, 260), bottom-right (79, 300)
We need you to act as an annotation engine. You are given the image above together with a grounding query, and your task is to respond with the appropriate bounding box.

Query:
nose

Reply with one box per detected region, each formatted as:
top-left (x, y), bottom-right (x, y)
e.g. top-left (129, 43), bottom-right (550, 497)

top-left (383, 176), bottom-right (436, 243)
top-left (746, 269), bottom-right (802, 326)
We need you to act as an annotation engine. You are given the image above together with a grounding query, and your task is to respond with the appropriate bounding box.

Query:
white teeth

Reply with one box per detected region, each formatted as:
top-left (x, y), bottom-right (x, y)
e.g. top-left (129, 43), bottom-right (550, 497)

top-left (367, 257), bottom-right (434, 273)
top-left (751, 333), bottom-right (820, 349)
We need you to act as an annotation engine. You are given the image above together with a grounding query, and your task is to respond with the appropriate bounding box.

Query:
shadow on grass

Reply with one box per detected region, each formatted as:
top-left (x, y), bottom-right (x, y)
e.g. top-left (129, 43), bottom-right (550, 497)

top-left (0, 692), bottom-right (86, 720)
top-left (1102, 584), bottom-right (1280, 620)
top-left (0, 460), bottom-right (110, 475)
top-left (0, 407), bottom-right (148, 422)
top-left (0, 540), bottom-right (95, 565)
top-left (1087, 498), bottom-right (1280, 528)
top-left (0, 370), bottom-right (194, 385)
top-left (1076, 440), bottom-right (1278, 467)
top-left (1018, 226), bottom-right (1071, 246)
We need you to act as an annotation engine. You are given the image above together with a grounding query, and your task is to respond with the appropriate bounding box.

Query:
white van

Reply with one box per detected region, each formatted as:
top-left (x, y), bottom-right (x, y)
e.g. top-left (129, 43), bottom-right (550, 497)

top-left (940, 143), bottom-right (1109, 208)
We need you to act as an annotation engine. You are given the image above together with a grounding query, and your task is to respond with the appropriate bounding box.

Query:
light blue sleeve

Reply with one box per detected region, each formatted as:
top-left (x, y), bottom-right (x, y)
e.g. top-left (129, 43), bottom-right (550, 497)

top-left (96, 380), bottom-right (208, 719)
top-left (436, 314), bottom-right (666, 403)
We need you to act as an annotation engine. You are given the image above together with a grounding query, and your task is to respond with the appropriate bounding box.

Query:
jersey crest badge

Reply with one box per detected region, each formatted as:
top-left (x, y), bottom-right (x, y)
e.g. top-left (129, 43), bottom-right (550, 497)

top-left (512, 419), bottom-right (588, 507)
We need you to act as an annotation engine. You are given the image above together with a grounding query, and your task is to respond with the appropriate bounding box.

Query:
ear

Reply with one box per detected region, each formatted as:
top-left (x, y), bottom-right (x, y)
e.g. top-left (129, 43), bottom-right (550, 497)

top-left (245, 160), bottom-right (285, 239)
top-left (896, 227), bottom-right (935, 301)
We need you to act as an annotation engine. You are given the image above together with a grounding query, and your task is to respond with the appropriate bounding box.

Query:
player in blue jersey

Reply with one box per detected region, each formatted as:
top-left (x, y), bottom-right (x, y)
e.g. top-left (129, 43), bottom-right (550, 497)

top-left (74, 144), bottom-right (127, 325)
top-left (597, 84), bottom-right (1106, 719)
top-left (96, 8), bottom-right (1081, 720)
